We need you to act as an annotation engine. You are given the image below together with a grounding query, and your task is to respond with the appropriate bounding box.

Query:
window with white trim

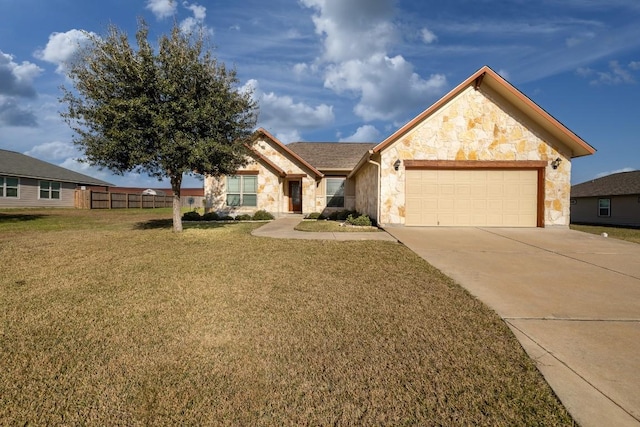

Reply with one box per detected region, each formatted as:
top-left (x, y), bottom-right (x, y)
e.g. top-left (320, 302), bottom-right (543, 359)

top-left (39, 181), bottom-right (61, 199)
top-left (326, 177), bottom-right (345, 208)
top-left (598, 198), bottom-right (610, 217)
top-left (226, 175), bottom-right (257, 207)
top-left (1, 176), bottom-right (19, 198)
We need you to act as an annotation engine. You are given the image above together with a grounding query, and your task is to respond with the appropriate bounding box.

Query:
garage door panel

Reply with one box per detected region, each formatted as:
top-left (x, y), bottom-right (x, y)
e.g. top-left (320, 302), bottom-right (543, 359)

top-left (405, 169), bottom-right (538, 227)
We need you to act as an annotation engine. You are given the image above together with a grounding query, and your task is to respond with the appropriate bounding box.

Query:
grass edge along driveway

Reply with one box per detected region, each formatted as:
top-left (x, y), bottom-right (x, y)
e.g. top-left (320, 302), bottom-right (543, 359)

top-left (0, 209), bottom-right (573, 425)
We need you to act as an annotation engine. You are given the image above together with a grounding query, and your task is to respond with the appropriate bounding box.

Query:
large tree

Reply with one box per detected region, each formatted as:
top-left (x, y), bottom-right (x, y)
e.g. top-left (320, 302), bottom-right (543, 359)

top-left (62, 20), bottom-right (257, 231)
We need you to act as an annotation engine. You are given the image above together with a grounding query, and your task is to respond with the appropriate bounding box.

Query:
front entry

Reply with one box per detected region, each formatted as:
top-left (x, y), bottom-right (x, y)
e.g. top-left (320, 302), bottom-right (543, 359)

top-left (289, 180), bottom-right (302, 212)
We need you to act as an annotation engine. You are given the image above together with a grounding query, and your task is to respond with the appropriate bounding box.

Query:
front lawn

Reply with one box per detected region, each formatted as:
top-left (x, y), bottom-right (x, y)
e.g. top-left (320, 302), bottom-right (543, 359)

top-left (571, 224), bottom-right (640, 244)
top-left (0, 209), bottom-right (573, 425)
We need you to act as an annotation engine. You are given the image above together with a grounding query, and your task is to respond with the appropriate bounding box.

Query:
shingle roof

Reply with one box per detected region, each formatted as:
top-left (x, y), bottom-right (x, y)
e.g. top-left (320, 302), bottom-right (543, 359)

top-left (286, 142), bottom-right (376, 170)
top-left (0, 149), bottom-right (112, 186)
top-left (571, 170), bottom-right (640, 197)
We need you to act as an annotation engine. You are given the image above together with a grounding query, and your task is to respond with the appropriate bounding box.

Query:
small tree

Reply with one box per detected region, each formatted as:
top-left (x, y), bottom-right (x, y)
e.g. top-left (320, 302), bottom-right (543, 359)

top-left (61, 20), bottom-right (257, 231)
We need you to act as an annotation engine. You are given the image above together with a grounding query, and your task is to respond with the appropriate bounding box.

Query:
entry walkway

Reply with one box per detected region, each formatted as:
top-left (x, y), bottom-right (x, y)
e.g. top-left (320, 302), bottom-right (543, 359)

top-left (251, 216), bottom-right (397, 241)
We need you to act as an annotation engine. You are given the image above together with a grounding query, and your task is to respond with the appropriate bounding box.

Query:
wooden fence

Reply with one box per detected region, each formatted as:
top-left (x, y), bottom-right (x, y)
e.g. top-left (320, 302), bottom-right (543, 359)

top-left (75, 190), bottom-right (174, 209)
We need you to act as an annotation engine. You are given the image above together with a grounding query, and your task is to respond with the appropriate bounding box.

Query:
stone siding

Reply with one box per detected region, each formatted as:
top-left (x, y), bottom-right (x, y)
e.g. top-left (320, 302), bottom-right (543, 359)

top-left (378, 85), bottom-right (572, 226)
top-left (354, 161), bottom-right (379, 222)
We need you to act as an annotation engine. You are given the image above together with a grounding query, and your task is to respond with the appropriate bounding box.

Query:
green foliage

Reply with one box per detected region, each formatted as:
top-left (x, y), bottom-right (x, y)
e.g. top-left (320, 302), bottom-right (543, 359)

top-left (305, 212), bottom-right (322, 220)
top-left (182, 211), bottom-right (202, 221)
top-left (60, 20), bottom-right (257, 232)
top-left (202, 212), bottom-right (219, 221)
top-left (346, 214), bottom-right (373, 227)
top-left (252, 210), bottom-right (274, 220)
top-left (219, 215), bottom-right (234, 221)
top-left (327, 210), bottom-right (357, 221)
top-left (235, 214), bottom-right (252, 221)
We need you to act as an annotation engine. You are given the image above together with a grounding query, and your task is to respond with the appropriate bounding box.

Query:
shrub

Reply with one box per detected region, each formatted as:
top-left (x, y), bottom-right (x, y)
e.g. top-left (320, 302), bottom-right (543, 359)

top-left (253, 210), bottom-right (274, 220)
top-left (235, 214), bottom-right (252, 221)
top-left (182, 211), bottom-right (201, 221)
top-left (220, 215), bottom-right (234, 221)
top-left (305, 212), bottom-right (322, 220)
top-left (328, 210), bottom-right (357, 221)
top-left (201, 212), bottom-right (219, 221)
top-left (346, 214), bottom-right (372, 227)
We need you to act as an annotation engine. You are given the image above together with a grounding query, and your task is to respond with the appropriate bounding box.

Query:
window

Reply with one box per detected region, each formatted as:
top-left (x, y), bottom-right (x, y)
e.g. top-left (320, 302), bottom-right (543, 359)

top-left (39, 181), bottom-right (61, 200)
top-left (226, 175), bottom-right (257, 207)
top-left (326, 178), bottom-right (345, 208)
top-left (598, 198), bottom-right (610, 217)
top-left (1, 176), bottom-right (19, 198)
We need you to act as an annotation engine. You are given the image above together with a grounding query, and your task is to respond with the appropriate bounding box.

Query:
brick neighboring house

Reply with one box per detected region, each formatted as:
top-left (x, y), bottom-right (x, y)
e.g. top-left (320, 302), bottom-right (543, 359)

top-left (205, 66), bottom-right (596, 227)
top-left (571, 170), bottom-right (640, 227)
top-left (0, 149), bottom-right (111, 208)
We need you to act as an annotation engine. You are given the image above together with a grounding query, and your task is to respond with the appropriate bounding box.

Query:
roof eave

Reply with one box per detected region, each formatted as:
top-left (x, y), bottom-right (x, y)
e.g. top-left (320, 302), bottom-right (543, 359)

top-left (253, 128), bottom-right (324, 178)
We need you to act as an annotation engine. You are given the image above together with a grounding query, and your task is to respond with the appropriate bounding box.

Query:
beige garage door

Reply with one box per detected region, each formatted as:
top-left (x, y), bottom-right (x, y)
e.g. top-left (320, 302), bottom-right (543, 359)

top-left (405, 169), bottom-right (538, 227)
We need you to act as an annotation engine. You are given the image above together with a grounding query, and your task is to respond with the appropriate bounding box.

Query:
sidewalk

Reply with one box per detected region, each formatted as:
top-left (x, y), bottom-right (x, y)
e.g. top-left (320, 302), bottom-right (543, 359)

top-left (251, 216), bottom-right (397, 241)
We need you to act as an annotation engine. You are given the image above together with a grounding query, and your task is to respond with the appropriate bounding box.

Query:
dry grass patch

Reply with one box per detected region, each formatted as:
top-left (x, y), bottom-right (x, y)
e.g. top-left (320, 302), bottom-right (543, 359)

top-left (1, 209), bottom-right (573, 425)
top-left (571, 224), bottom-right (640, 244)
top-left (295, 219), bottom-right (380, 232)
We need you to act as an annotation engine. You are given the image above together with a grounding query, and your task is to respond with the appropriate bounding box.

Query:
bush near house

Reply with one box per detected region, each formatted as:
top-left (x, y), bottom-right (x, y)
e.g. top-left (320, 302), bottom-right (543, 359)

top-left (182, 211), bottom-right (202, 221)
top-left (346, 213), bottom-right (373, 227)
top-left (252, 210), bottom-right (274, 220)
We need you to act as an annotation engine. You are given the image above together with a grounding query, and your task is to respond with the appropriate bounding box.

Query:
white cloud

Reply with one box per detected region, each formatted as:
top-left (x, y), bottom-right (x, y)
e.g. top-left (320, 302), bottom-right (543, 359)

top-left (34, 29), bottom-right (96, 74)
top-left (339, 125), bottom-right (380, 142)
top-left (146, 0), bottom-right (177, 19)
top-left (497, 69), bottom-right (511, 80)
top-left (243, 79), bottom-right (334, 140)
top-left (629, 61), bottom-right (640, 70)
top-left (565, 32), bottom-right (595, 47)
top-left (299, 0), bottom-right (447, 122)
top-left (594, 167), bottom-right (637, 178)
top-left (0, 96), bottom-right (37, 127)
top-left (180, 2), bottom-right (212, 35)
top-left (578, 60), bottom-right (636, 85)
top-left (325, 54), bottom-right (447, 121)
top-left (420, 27), bottom-right (437, 44)
top-left (25, 141), bottom-right (77, 160)
top-left (0, 50), bottom-right (42, 98)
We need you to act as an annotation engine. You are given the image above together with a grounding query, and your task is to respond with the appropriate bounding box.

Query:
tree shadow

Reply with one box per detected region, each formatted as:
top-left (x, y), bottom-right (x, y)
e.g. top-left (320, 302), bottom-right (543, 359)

top-left (0, 213), bottom-right (47, 223)
top-left (134, 219), bottom-right (227, 230)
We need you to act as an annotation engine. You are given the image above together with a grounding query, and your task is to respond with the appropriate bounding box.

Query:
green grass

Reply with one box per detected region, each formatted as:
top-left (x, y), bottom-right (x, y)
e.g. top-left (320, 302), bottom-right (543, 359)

top-left (0, 209), bottom-right (573, 425)
top-left (294, 219), bottom-right (380, 232)
top-left (571, 224), bottom-right (640, 244)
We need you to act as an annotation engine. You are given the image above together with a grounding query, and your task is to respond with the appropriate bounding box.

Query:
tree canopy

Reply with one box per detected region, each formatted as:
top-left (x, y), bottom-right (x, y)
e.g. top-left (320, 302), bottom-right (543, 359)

top-left (62, 20), bottom-right (258, 231)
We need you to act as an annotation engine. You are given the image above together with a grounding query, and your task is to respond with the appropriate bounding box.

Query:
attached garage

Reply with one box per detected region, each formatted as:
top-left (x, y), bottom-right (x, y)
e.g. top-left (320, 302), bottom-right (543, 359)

top-left (404, 161), bottom-right (546, 227)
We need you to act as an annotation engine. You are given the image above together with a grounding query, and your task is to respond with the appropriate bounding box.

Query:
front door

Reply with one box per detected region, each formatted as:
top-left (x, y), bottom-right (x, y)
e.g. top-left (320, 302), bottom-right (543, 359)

top-left (289, 181), bottom-right (302, 212)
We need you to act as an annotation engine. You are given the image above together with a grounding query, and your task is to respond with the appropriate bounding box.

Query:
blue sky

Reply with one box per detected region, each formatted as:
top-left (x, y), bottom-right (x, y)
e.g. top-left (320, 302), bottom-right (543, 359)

top-left (0, 0), bottom-right (638, 188)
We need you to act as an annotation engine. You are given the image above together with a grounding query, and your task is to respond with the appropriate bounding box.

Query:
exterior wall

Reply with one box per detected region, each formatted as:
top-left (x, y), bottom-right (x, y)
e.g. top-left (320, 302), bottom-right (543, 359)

top-left (0, 177), bottom-right (76, 208)
top-left (354, 161), bottom-right (379, 222)
top-left (378, 85), bottom-right (573, 226)
top-left (571, 195), bottom-right (640, 227)
top-left (204, 135), bottom-right (317, 215)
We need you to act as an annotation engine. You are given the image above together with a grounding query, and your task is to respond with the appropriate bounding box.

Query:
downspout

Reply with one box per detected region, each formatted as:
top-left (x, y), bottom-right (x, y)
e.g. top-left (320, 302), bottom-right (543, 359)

top-left (367, 154), bottom-right (382, 226)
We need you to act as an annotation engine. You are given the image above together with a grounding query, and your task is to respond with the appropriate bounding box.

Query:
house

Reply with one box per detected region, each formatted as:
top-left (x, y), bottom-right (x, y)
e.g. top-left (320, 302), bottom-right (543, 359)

top-left (570, 170), bottom-right (640, 227)
top-left (205, 66), bottom-right (596, 227)
top-left (0, 149), bottom-right (111, 208)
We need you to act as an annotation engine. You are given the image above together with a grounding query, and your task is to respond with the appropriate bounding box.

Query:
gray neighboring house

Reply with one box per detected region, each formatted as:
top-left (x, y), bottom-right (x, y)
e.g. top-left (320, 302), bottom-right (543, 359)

top-left (570, 170), bottom-right (640, 227)
top-left (0, 149), bottom-right (111, 208)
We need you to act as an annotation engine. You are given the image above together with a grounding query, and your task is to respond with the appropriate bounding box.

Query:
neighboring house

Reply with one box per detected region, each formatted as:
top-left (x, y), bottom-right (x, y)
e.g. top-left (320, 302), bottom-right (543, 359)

top-left (570, 171), bottom-right (640, 227)
top-left (0, 149), bottom-right (111, 208)
top-left (205, 66), bottom-right (596, 227)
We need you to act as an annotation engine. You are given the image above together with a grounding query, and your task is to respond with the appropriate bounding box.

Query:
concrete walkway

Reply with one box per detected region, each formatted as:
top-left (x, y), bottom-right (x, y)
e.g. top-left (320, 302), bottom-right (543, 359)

top-left (385, 226), bottom-right (640, 427)
top-left (251, 216), bottom-right (397, 241)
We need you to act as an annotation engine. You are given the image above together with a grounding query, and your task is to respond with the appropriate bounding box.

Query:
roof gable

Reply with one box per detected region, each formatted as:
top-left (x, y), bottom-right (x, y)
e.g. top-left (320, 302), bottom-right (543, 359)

top-left (372, 66), bottom-right (595, 159)
top-left (572, 170), bottom-right (640, 197)
top-left (251, 129), bottom-right (323, 178)
top-left (0, 149), bottom-right (112, 186)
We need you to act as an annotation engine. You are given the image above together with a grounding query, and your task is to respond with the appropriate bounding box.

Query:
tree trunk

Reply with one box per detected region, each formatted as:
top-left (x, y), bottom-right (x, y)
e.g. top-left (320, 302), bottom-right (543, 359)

top-left (171, 174), bottom-right (183, 232)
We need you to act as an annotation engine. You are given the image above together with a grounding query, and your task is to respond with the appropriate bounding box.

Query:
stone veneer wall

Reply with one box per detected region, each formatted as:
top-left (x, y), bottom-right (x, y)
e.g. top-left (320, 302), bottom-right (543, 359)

top-left (377, 85), bottom-right (573, 226)
top-left (204, 136), bottom-right (317, 215)
top-left (354, 161), bottom-right (379, 222)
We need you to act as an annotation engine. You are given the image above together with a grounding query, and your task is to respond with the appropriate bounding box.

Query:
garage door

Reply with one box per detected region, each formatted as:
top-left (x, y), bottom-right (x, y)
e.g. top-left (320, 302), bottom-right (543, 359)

top-left (405, 169), bottom-right (538, 227)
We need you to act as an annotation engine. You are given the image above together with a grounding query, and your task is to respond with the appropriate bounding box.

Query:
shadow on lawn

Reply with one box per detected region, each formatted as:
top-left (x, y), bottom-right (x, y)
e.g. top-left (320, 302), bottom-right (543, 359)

top-left (134, 219), bottom-right (226, 230)
top-left (0, 213), bottom-right (48, 223)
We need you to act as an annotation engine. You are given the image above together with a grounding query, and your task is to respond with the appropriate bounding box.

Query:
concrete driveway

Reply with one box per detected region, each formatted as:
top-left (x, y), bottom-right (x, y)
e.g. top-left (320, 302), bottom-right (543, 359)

top-left (385, 227), bottom-right (640, 427)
